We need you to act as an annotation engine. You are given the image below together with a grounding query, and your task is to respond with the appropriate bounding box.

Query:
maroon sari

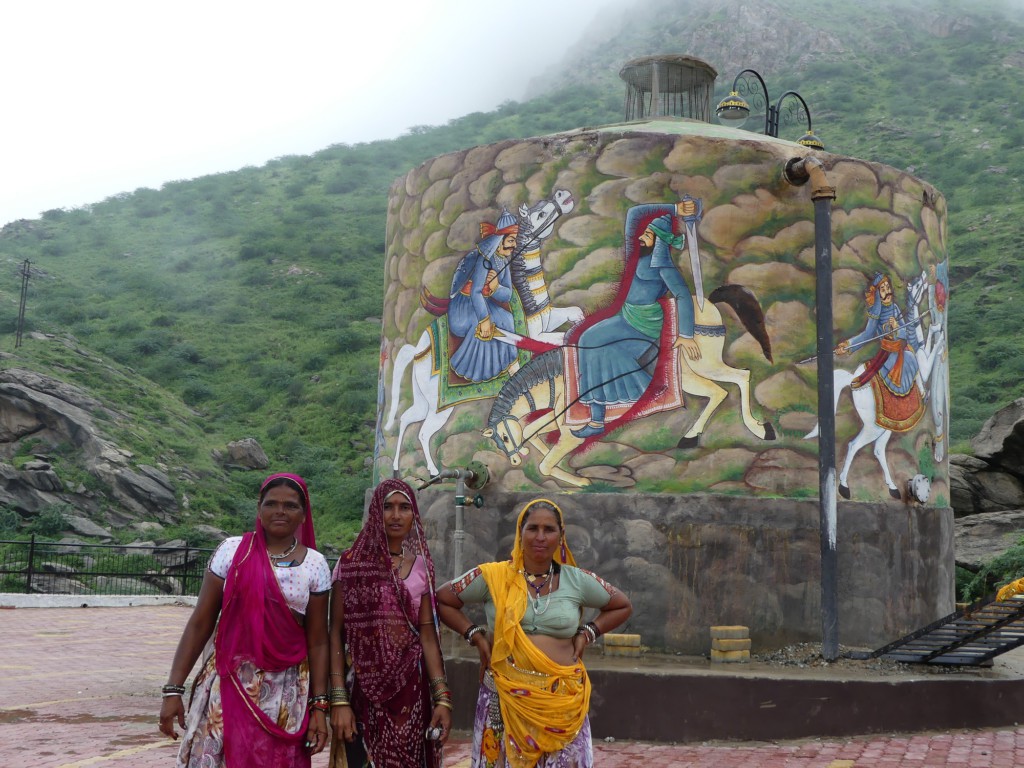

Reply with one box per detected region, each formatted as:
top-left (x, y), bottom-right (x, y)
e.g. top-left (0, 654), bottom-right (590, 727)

top-left (333, 478), bottom-right (442, 768)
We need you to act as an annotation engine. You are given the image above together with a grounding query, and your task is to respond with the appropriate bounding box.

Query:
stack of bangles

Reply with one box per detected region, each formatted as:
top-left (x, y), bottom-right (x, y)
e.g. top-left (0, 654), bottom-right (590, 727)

top-left (329, 686), bottom-right (351, 708)
top-left (308, 694), bottom-right (329, 714)
top-left (576, 621), bottom-right (601, 644)
top-left (463, 624), bottom-right (485, 645)
top-left (161, 683), bottom-right (186, 698)
top-left (429, 676), bottom-right (453, 711)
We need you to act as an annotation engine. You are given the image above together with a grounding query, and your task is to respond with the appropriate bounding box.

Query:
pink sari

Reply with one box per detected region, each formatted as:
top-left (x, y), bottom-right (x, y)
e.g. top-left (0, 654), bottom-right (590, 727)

top-left (216, 473), bottom-right (317, 768)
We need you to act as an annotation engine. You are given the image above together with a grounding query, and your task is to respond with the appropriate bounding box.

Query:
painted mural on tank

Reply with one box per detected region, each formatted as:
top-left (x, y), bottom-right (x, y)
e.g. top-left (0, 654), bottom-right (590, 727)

top-left (376, 124), bottom-right (949, 505)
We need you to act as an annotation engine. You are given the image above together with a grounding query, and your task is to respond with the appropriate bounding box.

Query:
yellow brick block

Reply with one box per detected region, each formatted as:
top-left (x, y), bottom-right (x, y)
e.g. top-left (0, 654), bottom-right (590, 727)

top-left (712, 638), bottom-right (752, 652)
top-left (711, 648), bottom-right (750, 663)
top-left (709, 625), bottom-right (749, 640)
top-left (604, 633), bottom-right (641, 647)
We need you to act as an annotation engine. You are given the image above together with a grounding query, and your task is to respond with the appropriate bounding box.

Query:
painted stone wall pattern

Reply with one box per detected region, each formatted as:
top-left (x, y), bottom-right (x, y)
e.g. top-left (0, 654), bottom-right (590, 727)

top-left (379, 122), bottom-right (949, 506)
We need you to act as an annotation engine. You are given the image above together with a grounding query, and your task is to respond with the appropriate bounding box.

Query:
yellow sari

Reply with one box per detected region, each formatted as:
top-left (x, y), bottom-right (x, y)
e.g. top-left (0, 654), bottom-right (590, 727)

top-left (479, 499), bottom-right (590, 768)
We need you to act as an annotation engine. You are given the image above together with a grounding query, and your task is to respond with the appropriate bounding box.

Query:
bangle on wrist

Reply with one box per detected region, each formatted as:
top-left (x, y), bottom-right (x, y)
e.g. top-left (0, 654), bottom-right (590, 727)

top-left (464, 625), bottom-right (485, 645)
top-left (308, 694), bottom-right (329, 713)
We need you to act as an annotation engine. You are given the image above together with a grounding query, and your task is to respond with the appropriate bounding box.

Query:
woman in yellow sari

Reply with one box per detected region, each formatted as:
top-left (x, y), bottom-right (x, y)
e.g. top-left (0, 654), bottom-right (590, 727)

top-left (436, 499), bottom-right (632, 768)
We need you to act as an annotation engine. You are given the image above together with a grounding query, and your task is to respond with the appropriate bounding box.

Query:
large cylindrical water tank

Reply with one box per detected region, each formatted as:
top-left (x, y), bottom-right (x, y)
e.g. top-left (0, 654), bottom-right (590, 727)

top-left (376, 117), bottom-right (951, 652)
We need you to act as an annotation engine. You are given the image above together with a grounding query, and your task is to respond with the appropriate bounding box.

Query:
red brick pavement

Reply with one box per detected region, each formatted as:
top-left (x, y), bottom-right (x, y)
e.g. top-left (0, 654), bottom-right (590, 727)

top-left (1, 605), bottom-right (1023, 767)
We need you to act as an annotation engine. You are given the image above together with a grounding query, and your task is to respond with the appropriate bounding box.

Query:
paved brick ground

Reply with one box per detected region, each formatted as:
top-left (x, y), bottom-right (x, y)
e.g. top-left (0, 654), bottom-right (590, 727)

top-left (2, 605), bottom-right (1023, 767)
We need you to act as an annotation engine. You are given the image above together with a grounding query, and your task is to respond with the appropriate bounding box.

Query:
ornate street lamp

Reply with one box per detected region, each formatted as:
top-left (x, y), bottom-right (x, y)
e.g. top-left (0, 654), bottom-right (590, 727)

top-left (716, 68), bottom-right (824, 150)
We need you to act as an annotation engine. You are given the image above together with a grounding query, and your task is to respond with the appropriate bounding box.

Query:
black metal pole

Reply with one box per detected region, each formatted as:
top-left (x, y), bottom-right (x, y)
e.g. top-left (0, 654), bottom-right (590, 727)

top-left (16, 260), bottom-right (30, 349)
top-left (183, 545), bottom-right (191, 595)
top-left (26, 534), bottom-right (36, 593)
top-left (785, 156), bottom-right (839, 660)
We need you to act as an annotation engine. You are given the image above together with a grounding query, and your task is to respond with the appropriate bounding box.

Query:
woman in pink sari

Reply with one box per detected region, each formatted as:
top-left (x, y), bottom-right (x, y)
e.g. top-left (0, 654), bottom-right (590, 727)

top-left (328, 478), bottom-right (452, 768)
top-left (159, 472), bottom-right (332, 767)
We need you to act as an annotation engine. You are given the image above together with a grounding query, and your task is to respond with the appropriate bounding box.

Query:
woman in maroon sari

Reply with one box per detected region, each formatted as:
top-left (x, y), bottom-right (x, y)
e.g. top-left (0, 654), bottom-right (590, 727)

top-left (159, 473), bottom-right (331, 767)
top-left (328, 478), bottom-right (452, 768)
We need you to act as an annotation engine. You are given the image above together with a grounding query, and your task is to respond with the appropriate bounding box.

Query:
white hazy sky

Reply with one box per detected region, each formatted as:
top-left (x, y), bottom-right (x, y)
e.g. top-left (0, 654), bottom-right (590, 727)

top-left (2, 0), bottom-right (617, 227)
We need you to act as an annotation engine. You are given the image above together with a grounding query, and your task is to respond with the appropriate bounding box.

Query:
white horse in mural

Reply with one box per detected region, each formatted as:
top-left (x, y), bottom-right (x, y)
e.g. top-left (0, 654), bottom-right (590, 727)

top-left (927, 264), bottom-right (949, 462)
top-left (385, 190), bottom-right (579, 476)
top-left (805, 272), bottom-right (945, 499)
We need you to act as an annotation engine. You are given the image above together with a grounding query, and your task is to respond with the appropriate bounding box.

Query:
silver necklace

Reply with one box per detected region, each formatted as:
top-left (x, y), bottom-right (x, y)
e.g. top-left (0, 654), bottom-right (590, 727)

top-left (268, 537), bottom-right (298, 561)
top-left (523, 561), bottom-right (554, 615)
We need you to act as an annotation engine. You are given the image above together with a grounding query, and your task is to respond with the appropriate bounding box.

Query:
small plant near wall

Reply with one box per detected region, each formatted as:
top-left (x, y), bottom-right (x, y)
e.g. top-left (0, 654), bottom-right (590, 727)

top-left (27, 504), bottom-right (72, 538)
top-left (0, 507), bottom-right (21, 536)
top-left (958, 537), bottom-right (1024, 603)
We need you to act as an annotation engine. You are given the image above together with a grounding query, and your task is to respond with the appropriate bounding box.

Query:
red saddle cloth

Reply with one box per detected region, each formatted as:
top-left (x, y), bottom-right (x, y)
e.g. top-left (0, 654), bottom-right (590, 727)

top-left (866, 373), bottom-right (926, 432)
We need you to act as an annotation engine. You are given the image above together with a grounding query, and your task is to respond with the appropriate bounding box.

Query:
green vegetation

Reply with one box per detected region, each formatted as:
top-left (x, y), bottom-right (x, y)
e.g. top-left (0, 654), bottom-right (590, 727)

top-left (27, 504), bottom-right (71, 537)
top-left (958, 535), bottom-right (1024, 602)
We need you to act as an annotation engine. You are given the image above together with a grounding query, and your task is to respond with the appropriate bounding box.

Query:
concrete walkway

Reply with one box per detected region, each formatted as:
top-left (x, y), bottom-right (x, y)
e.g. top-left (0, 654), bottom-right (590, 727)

top-left (1, 604), bottom-right (1023, 767)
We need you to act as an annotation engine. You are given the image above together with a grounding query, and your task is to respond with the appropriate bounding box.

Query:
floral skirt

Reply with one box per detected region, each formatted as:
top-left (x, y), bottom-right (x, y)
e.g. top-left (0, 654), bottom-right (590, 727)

top-left (471, 672), bottom-right (593, 768)
top-left (177, 650), bottom-right (311, 768)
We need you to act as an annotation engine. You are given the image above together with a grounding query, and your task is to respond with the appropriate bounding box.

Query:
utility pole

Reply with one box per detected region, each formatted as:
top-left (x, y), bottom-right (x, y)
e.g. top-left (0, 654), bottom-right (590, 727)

top-left (15, 259), bottom-right (30, 348)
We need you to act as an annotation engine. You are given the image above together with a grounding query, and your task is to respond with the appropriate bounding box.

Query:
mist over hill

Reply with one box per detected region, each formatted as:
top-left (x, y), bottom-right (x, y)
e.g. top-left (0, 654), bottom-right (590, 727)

top-left (0, 0), bottom-right (1021, 543)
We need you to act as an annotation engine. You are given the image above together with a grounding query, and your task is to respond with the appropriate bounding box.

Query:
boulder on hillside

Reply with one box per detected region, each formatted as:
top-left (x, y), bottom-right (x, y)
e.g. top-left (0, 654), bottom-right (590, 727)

top-left (949, 454), bottom-right (1024, 516)
top-left (955, 509), bottom-right (1024, 570)
top-left (65, 515), bottom-right (114, 540)
top-left (972, 398), bottom-right (1024, 476)
top-left (225, 438), bottom-right (269, 470)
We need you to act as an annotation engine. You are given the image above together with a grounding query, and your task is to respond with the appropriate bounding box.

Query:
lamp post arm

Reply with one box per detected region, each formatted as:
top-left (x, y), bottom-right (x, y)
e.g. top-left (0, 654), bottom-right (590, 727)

top-left (730, 68), bottom-right (771, 135)
top-left (774, 90), bottom-right (815, 138)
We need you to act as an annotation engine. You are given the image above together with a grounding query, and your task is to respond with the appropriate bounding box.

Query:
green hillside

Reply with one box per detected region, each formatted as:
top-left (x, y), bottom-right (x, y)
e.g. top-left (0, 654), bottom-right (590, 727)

top-left (1, 0), bottom-right (1021, 543)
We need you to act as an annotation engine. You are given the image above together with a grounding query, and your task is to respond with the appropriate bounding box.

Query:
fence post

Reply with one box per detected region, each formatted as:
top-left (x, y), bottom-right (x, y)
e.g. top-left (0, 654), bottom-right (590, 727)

top-left (26, 534), bottom-right (36, 593)
top-left (183, 544), bottom-right (191, 595)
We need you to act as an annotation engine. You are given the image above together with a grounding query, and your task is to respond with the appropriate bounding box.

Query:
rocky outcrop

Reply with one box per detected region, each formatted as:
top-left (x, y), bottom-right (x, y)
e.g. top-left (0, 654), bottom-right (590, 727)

top-left (0, 367), bottom-right (179, 528)
top-left (953, 399), bottom-right (1024, 569)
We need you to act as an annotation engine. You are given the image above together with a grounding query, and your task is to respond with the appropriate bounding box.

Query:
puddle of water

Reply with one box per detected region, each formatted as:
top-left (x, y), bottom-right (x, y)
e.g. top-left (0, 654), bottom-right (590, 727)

top-left (30, 712), bottom-right (154, 725)
top-left (0, 708), bottom-right (33, 723)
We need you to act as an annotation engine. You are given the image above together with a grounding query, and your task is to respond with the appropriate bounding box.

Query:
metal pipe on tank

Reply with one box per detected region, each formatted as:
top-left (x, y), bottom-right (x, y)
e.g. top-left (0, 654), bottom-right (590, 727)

top-left (785, 155), bottom-right (839, 661)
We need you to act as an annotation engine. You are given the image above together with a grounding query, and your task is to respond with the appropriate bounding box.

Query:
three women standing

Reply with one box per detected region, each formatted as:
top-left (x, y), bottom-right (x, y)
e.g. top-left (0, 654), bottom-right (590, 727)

top-left (161, 481), bottom-right (629, 768)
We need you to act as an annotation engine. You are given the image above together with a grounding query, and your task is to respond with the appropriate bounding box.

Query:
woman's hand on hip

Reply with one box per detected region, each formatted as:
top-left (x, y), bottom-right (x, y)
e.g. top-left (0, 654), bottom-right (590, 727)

top-left (471, 633), bottom-right (492, 680)
top-left (331, 704), bottom-right (357, 742)
top-left (572, 631), bottom-right (589, 662)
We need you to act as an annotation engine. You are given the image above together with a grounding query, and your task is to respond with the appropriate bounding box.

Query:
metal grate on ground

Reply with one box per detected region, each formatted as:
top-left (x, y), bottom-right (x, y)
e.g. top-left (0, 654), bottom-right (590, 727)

top-left (849, 596), bottom-right (1024, 666)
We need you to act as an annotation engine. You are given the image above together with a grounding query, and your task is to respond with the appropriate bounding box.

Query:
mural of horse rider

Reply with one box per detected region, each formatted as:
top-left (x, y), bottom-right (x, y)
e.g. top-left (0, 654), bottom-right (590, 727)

top-left (836, 272), bottom-right (923, 409)
top-left (569, 199), bottom-right (702, 438)
top-left (447, 210), bottom-right (520, 383)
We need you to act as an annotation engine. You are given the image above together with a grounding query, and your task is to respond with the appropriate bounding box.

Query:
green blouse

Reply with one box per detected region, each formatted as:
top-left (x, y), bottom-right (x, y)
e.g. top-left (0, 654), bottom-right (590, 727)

top-left (452, 563), bottom-right (613, 639)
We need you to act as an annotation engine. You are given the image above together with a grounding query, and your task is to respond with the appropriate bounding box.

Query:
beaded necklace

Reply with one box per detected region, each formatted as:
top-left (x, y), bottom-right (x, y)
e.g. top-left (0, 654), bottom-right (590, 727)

top-left (268, 537), bottom-right (298, 562)
top-left (523, 561), bottom-right (554, 615)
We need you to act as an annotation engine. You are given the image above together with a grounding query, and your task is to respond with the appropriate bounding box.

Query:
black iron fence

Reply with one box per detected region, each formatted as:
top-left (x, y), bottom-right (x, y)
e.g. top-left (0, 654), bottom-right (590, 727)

top-left (0, 536), bottom-right (215, 596)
